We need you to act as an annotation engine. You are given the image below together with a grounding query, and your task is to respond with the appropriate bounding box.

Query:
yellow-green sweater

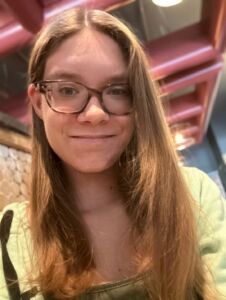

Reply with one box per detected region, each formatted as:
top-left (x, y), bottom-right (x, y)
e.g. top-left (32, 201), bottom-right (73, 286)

top-left (0, 167), bottom-right (226, 299)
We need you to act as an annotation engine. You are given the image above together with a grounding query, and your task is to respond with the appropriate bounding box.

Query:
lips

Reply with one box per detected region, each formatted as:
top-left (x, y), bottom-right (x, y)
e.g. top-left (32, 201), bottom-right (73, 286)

top-left (68, 135), bottom-right (116, 146)
top-left (70, 135), bottom-right (115, 138)
top-left (69, 133), bottom-right (116, 138)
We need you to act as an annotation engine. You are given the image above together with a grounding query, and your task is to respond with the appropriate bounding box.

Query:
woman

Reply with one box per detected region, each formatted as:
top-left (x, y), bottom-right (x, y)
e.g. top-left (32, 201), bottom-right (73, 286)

top-left (0, 8), bottom-right (226, 300)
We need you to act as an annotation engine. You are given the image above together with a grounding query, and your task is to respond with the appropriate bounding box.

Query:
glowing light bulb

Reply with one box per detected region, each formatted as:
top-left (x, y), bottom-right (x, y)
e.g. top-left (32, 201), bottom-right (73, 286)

top-left (152, 0), bottom-right (183, 7)
top-left (174, 132), bottom-right (185, 145)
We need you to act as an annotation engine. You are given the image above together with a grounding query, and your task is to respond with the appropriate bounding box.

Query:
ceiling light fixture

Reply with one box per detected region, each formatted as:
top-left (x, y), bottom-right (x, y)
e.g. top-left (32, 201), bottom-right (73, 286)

top-left (170, 123), bottom-right (195, 151)
top-left (174, 133), bottom-right (195, 151)
top-left (152, 0), bottom-right (183, 7)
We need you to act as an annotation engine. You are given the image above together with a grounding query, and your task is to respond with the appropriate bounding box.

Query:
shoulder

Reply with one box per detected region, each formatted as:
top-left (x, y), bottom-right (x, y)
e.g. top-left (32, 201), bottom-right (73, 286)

top-left (0, 202), bottom-right (38, 298)
top-left (0, 201), bottom-right (29, 243)
top-left (181, 166), bottom-right (225, 236)
top-left (0, 201), bottom-right (29, 266)
top-left (0, 201), bottom-right (29, 229)
top-left (1, 200), bottom-right (28, 214)
top-left (182, 167), bottom-right (226, 299)
top-left (182, 166), bottom-right (225, 208)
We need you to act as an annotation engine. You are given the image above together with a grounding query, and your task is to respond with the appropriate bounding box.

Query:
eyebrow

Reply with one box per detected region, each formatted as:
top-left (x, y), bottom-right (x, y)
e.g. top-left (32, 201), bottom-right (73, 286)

top-left (44, 71), bottom-right (129, 84)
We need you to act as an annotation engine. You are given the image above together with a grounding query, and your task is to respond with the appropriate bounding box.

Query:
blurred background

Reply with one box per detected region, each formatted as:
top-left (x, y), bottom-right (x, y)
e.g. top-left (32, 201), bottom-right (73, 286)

top-left (0, 0), bottom-right (225, 208)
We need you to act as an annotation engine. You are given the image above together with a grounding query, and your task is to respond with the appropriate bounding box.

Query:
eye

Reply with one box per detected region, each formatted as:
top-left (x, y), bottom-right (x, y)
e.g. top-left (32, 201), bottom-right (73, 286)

top-left (107, 85), bottom-right (130, 96)
top-left (58, 85), bottom-right (79, 96)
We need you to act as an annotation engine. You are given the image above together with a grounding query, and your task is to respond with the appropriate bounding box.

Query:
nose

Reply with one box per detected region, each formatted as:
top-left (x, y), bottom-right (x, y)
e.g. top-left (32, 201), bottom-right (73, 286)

top-left (76, 95), bottom-right (110, 125)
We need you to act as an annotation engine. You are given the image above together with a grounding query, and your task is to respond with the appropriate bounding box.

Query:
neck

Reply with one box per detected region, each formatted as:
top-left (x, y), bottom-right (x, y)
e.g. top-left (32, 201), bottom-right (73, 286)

top-left (65, 166), bottom-right (123, 214)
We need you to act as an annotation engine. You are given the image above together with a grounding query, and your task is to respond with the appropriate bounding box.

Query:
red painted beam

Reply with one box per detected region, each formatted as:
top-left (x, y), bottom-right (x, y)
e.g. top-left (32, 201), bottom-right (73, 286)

top-left (0, 23), bottom-right (33, 56)
top-left (202, 0), bottom-right (226, 51)
top-left (170, 118), bottom-right (200, 137)
top-left (165, 93), bottom-right (203, 124)
top-left (182, 125), bottom-right (199, 137)
top-left (4, 0), bottom-right (43, 33)
top-left (146, 23), bottom-right (218, 80)
top-left (160, 56), bottom-right (223, 96)
top-left (0, 2), bottom-right (14, 27)
top-left (0, 0), bottom-right (134, 56)
top-left (43, 0), bottom-right (135, 19)
top-left (197, 74), bottom-right (222, 142)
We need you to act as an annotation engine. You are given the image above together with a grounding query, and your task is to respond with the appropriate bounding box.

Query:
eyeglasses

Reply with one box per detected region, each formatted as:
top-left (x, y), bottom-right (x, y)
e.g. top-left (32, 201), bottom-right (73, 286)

top-left (34, 80), bottom-right (133, 116)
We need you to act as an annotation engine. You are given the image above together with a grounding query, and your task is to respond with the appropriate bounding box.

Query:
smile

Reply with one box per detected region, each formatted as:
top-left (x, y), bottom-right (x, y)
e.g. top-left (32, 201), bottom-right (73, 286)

top-left (68, 135), bottom-right (116, 145)
top-left (71, 135), bottom-right (115, 139)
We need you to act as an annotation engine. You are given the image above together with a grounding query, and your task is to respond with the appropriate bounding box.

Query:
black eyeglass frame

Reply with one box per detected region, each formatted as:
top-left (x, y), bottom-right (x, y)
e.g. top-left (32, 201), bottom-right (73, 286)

top-left (34, 80), bottom-right (133, 116)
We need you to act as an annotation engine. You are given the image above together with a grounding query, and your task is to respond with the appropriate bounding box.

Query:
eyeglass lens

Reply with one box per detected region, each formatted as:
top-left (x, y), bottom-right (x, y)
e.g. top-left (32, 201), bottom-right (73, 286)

top-left (42, 81), bottom-right (132, 115)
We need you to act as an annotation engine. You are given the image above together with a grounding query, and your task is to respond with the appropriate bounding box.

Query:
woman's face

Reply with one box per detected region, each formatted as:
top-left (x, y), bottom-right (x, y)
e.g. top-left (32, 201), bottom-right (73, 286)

top-left (29, 29), bottom-right (134, 174)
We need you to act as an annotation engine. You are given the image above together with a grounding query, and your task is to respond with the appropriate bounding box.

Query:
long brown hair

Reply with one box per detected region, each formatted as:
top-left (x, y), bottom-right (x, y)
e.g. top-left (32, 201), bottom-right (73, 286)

top-left (28, 8), bottom-right (216, 299)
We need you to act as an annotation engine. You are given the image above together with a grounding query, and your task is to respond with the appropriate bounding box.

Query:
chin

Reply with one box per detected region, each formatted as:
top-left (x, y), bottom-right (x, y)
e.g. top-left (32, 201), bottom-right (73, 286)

top-left (67, 159), bottom-right (117, 174)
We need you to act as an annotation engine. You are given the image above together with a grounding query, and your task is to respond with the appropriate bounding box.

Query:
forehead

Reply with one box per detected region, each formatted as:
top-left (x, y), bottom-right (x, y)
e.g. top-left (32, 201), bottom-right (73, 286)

top-left (44, 28), bottom-right (128, 85)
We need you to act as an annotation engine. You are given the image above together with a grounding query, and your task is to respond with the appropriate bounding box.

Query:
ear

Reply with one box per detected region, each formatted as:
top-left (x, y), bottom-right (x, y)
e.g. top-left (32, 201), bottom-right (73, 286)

top-left (27, 84), bottom-right (44, 119)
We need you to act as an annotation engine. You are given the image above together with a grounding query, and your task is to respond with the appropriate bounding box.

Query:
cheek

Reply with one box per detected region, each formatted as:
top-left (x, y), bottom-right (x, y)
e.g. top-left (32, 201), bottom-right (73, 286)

top-left (42, 111), bottom-right (66, 150)
top-left (122, 117), bottom-right (135, 145)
